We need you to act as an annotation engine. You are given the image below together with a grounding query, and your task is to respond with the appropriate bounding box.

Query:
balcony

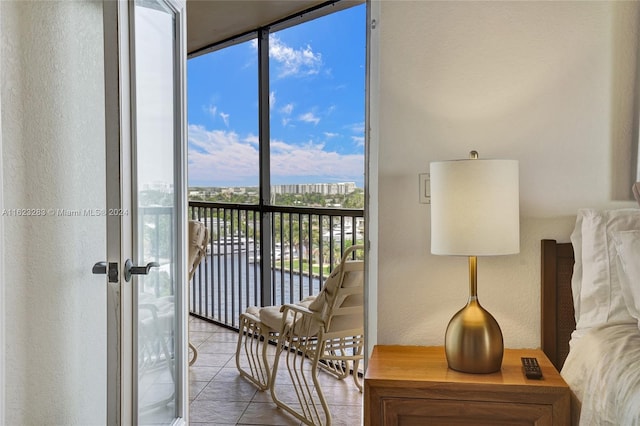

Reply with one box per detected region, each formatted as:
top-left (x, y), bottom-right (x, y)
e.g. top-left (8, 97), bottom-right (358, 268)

top-left (188, 316), bottom-right (363, 424)
top-left (136, 201), bottom-right (365, 423)
top-left (187, 200), bottom-right (365, 329)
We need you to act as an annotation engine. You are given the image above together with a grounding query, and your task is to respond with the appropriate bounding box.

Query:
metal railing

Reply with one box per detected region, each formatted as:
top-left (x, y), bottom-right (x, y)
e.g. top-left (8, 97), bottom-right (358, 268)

top-left (188, 201), bottom-right (365, 329)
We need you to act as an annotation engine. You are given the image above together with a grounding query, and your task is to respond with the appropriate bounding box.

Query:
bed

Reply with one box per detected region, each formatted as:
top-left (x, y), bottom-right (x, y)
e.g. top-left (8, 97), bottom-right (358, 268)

top-left (541, 207), bottom-right (640, 425)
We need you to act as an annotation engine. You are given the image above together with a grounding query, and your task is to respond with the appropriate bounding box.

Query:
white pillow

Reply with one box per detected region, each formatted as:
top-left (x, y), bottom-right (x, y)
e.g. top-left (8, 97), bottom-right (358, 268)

top-left (570, 209), bottom-right (640, 343)
top-left (612, 230), bottom-right (640, 328)
top-left (569, 212), bottom-right (584, 324)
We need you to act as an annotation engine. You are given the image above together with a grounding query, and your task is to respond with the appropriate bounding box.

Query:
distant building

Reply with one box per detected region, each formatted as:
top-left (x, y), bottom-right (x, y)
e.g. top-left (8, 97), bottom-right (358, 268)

top-left (271, 182), bottom-right (357, 196)
top-left (142, 181), bottom-right (173, 192)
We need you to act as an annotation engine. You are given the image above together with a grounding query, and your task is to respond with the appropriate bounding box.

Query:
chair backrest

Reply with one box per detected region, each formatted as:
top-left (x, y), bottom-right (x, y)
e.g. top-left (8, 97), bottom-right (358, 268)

top-left (188, 220), bottom-right (209, 281)
top-left (308, 244), bottom-right (364, 333)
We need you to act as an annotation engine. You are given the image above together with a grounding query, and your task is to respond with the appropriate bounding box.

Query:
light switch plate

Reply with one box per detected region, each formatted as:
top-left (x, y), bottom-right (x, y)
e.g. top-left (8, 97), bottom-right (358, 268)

top-left (419, 173), bottom-right (430, 204)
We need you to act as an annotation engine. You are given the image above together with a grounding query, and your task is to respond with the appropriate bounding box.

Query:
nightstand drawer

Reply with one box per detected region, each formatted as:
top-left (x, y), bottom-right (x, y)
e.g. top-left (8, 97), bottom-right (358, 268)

top-left (381, 398), bottom-right (553, 426)
top-left (364, 346), bottom-right (570, 426)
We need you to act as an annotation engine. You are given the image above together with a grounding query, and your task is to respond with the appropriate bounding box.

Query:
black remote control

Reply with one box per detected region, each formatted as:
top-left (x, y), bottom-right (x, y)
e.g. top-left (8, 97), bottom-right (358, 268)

top-left (521, 357), bottom-right (543, 380)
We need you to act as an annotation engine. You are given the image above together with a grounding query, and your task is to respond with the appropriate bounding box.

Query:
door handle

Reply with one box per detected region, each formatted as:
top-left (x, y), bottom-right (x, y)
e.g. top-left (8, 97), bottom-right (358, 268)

top-left (92, 262), bottom-right (107, 274)
top-left (124, 259), bottom-right (160, 282)
top-left (92, 261), bottom-right (119, 283)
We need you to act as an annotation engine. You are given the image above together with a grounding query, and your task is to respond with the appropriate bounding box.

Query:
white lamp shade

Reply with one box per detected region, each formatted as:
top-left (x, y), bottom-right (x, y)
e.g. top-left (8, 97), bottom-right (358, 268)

top-left (430, 159), bottom-right (520, 256)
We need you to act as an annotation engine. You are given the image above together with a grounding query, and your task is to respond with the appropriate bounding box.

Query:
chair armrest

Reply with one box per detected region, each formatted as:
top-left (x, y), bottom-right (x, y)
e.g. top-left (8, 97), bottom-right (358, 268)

top-left (280, 303), bottom-right (313, 316)
top-left (279, 303), bottom-right (324, 337)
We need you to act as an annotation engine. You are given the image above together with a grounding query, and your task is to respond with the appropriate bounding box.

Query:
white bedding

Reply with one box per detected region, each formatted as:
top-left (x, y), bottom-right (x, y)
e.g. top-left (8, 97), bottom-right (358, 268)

top-left (561, 322), bottom-right (640, 425)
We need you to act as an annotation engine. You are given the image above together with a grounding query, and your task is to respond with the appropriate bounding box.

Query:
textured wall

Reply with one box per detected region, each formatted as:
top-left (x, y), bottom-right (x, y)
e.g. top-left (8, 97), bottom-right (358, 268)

top-left (1, 1), bottom-right (106, 424)
top-left (0, 2), bottom-right (4, 422)
top-left (372, 1), bottom-right (639, 349)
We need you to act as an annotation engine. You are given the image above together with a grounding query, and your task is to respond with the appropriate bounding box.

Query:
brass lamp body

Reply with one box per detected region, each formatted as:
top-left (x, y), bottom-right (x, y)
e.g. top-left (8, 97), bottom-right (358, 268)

top-left (445, 256), bottom-right (504, 374)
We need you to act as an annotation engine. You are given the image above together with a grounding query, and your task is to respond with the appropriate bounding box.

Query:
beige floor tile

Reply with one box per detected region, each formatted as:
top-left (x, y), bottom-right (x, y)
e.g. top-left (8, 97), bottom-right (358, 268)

top-left (190, 400), bottom-right (249, 424)
top-left (191, 423), bottom-right (236, 426)
top-left (200, 340), bottom-right (239, 354)
top-left (316, 384), bottom-right (363, 406)
top-left (196, 379), bottom-right (258, 402)
top-left (188, 317), bottom-right (362, 425)
top-left (252, 384), bottom-right (301, 405)
top-left (194, 351), bottom-right (235, 367)
top-left (189, 320), bottom-right (219, 332)
top-left (212, 367), bottom-right (246, 382)
top-left (206, 332), bottom-right (241, 343)
top-left (190, 365), bottom-right (223, 382)
top-left (237, 402), bottom-right (301, 425)
top-left (327, 404), bottom-right (363, 426)
top-left (190, 330), bottom-right (215, 344)
top-left (190, 381), bottom-right (209, 401)
top-left (198, 339), bottom-right (238, 353)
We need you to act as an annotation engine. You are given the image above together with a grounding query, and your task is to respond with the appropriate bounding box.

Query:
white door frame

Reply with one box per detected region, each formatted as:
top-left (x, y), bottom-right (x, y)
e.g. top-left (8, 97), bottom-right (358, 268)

top-left (0, 3), bottom-right (5, 421)
top-left (103, 1), bottom-right (134, 422)
top-left (103, 0), bottom-right (188, 423)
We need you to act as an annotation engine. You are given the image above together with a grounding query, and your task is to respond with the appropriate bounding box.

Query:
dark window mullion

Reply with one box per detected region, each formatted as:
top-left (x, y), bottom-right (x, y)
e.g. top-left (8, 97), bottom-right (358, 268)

top-left (258, 28), bottom-right (272, 308)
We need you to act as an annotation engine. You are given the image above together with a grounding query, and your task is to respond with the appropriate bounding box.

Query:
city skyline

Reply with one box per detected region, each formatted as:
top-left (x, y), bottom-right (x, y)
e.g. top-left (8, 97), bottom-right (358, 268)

top-left (187, 4), bottom-right (366, 189)
top-left (189, 181), bottom-right (359, 195)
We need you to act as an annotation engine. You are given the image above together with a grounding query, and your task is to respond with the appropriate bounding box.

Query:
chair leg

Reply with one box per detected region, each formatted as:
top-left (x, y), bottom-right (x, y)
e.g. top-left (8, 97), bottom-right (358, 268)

top-left (317, 338), bottom-right (365, 393)
top-left (318, 357), bottom-right (349, 380)
top-left (352, 359), bottom-right (363, 392)
top-left (270, 333), bottom-right (332, 426)
top-left (188, 341), bottom-right (198, 366)
top-left (235, 313), bottom-right (272, 390)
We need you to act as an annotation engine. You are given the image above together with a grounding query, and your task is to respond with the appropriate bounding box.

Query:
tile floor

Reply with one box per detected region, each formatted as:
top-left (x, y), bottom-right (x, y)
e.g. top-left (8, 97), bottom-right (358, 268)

top-left (188, 316), bottom-right (363, 425)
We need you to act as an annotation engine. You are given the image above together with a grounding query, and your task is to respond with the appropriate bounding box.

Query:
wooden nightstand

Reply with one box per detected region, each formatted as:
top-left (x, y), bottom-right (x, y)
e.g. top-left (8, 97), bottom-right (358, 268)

top-left (364, 346), bottom-right (570, 426)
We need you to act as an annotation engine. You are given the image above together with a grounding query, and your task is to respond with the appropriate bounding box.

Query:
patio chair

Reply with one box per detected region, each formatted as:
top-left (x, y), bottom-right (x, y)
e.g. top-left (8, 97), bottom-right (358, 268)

top-left (235, 244), bottom-right (364, 425)
top-left (187, 220), bottom-right (209, 366)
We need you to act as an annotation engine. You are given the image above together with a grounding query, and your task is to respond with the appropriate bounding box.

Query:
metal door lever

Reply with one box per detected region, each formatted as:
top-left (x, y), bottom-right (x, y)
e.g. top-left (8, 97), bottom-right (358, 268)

top-left (92, 261), bottom-right (119, 283)
top-left (124, 259), bottom-right (159, 282)
top-left (92, 262), bottom-right (107, 274)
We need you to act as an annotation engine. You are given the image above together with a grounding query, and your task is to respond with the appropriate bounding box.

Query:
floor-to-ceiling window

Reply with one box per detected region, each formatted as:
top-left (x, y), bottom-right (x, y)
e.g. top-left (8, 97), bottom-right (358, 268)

top-left (188, 4), bottom-right (364, 203)
top-left (187, 38), bottom-right (259, 194)
top-left (186, 4), bottom-right (366, 421)
top-left (186, 1), bottom-right (365, 324)
top-left (267, 7), bottom-right (365, 205)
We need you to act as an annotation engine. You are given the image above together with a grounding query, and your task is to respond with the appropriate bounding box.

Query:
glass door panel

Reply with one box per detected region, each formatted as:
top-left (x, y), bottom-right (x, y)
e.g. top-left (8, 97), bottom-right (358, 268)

top-left (133, 1), bottom-right (183, 423)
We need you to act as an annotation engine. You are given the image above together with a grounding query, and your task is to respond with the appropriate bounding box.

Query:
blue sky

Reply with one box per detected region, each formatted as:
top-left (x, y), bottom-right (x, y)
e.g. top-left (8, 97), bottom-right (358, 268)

top-left (187, 4), bottom-right (365, 188)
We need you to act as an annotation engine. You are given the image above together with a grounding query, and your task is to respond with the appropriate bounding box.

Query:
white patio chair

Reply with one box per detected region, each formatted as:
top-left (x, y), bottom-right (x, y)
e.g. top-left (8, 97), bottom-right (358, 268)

top-left (187, 220), bottom-right (209, 366)
top-left (235, 244), bottom-right (364, 425)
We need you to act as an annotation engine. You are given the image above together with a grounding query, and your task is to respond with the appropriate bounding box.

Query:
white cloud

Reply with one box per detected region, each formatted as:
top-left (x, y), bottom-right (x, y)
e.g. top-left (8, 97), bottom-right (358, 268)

top-left (188, 124), bottom-right (363, 184)
top-left (352, 136), bottom-right (365, 147)
top-left (220, 112), bottom-right (230, 127)
top-left (245, 134), bottom-right (259, 145)
top-left (206, 104), bottom-right (217, 118)
top-left (299, 112), bottom-right (320, 125)
top-left (280, 103), bottom-right (294, 115)
top-left (268, 138), bottom-right (363, 180)
top-left (188, 125), bottom-right (259, 184)
top-left (269, 91), bottom-right (276, 110)
top-left (265, 35), bottom-right (322, 78)
top-left (324, 132), bottom-right (339, 138)
top-left (347, 122), bottom-right (365, 134)
top-left (280, 103), bottom-right (294, 126)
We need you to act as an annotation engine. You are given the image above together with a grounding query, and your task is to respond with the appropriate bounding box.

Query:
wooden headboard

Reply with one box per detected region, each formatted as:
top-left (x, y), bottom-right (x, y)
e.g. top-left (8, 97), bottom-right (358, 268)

top-left (541, 239), bottom-right (576, 371)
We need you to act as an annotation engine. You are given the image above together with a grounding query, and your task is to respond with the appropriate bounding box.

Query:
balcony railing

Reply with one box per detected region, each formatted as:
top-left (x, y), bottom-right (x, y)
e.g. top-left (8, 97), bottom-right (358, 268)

top-left (188, 201), bottom-right (365, 329)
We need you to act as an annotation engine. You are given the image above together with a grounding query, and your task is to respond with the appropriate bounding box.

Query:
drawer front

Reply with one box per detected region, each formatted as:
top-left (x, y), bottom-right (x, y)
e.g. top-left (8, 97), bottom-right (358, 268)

top-left (382, 398), bottom-right (554, 426)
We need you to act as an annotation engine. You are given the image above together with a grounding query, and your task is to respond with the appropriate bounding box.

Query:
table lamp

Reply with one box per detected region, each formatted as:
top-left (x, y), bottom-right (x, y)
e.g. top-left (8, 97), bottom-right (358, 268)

top-left (430, 151), bottom-right (519, 373)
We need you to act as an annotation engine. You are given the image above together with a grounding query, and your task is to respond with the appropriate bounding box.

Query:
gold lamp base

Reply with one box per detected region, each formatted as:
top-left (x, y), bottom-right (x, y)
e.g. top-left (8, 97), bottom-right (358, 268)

top-left (445, 298), bottom-right (503, 373)
top-left (444, 256), bottom-right (504, 374)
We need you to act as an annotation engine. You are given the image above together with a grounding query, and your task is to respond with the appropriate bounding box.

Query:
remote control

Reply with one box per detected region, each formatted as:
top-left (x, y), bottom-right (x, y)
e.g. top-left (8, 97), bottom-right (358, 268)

top-left (521, 357), bottom-right (543, 380)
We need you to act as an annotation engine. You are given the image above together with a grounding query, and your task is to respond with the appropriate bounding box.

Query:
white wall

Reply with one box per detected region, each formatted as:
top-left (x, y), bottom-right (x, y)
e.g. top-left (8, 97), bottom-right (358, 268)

top-left (1, 1), bottom-right (106, 424)
top-left (0, 2), bottom-right (4, 422)
top-left (372, 0), bottom-right (639, 349)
